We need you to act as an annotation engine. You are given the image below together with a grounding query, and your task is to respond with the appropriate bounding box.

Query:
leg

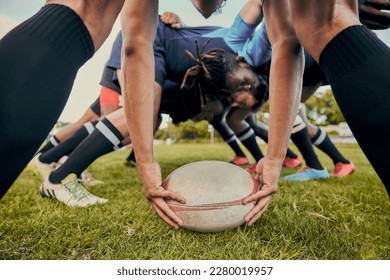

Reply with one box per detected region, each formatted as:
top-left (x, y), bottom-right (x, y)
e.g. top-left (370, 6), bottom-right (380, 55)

top-left (245, 113), bottom-right (302, 168)
top-left (0, 5), bottom-right (94, 198)
top-left (299, 103), bottom-right (355, 176)
top-left (100, 86), bottom-right (121, 117)
top-left (291, 0), bottom-right (390, 192)
top-left (283, 115), bottom-right (330, 181)
top-left (33, 120), bottom-right (98, 178)
top-left (40, 109), bottom-right (129, 207)
top-left (209, 110), bottom-right (249, 166)
top-left (226, 107), bottom-right (265, 163)
top-left (38, 102), bottom-right (100, 154)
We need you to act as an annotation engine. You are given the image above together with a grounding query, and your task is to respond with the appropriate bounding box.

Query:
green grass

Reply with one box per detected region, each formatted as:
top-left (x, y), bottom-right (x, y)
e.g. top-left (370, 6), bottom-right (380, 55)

top-left (0, 143), bottom-right (389, 260)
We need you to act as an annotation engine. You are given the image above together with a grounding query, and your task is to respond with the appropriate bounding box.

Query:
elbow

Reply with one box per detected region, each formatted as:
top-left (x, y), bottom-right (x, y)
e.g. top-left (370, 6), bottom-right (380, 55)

top-left (272, 36), bottom-right (304, 58)
top-left (122, 45), bottom-right (135, 58)
top-left (122, 37), bottom-right (152, 59)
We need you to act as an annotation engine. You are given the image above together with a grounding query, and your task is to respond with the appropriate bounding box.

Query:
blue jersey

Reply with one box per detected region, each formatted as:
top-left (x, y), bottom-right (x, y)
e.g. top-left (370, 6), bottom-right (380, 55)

top-left (106, 14), bottom-right (272, 87)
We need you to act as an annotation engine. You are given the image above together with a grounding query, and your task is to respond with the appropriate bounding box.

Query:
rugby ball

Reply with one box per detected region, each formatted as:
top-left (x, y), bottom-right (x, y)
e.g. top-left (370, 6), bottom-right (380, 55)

top-left (163, 160), bottom-right (258, 233)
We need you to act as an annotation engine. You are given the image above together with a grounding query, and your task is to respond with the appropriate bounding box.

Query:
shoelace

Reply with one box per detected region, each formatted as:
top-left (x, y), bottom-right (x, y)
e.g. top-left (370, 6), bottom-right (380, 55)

top-left (64, 178), bottom-right (90, 201)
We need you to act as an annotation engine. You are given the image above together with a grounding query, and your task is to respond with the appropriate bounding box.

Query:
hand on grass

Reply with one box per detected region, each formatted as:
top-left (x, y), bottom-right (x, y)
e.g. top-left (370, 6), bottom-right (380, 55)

top-left (138, 161), bottom-right (186, 229)
top-left (242, 156), bottom-right (282, 226)
top-left (359, 0), bottom-right (390, 30)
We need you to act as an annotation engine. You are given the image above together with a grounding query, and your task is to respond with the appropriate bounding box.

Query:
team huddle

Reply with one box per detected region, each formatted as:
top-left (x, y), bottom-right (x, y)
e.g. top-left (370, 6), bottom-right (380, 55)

top-left (0, 0), bottom-right (389, 229)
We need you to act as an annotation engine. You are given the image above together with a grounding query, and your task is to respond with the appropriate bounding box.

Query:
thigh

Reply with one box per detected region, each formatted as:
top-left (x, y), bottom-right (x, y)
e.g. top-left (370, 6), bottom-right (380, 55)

top-left (226, 107), bottom-right (253, 132)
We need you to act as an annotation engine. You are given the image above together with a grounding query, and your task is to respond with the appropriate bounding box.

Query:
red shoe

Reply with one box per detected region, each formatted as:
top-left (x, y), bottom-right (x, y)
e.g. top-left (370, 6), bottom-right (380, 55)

top-left (283, 156), bottom-right (302, 168)
top-left (229, 156), bottom-right (249, 166)
top-left (245, 163), bottom-right (257, 173)
top-left (331, 161), bottom-right (355, 177)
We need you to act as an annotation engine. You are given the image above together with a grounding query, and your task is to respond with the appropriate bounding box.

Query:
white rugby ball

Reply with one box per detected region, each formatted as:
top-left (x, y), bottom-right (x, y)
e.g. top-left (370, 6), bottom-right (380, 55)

top-left (163, 160), bottom-right (258, 233)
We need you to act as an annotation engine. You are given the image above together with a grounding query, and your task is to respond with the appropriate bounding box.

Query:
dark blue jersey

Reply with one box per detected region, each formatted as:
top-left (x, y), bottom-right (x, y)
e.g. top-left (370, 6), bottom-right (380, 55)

top-left (106, 18), bottom-right (237, 87)
top-left (153, 20), bottom-right (236, 86)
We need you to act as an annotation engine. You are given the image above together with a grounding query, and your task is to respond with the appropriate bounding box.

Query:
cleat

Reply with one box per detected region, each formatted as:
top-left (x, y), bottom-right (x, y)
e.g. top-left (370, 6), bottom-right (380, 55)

top-left (229, 156), bottom-right (250, 166)
top-left (81, 170), bottom-right (104, 186)
top-left (40, 174), bottom-right (107, 207)
top-left (283, 156), bottom-right (302, 168)
top-left (124, 159), bottom-right (137, 168)
top-left (331, 161), bottom-right (355, 177)
top-left (245, 163), bottom-right (257, 173)
top-left (282, 166), bottom-right (330, 181)
top-left (31, 153), bottom-right (58, 178)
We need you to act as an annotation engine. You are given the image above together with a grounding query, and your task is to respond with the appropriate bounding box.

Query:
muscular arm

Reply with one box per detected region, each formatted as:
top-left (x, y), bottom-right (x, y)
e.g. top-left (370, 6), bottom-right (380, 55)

top-left (262, 1), bottom-right (303, 166)
top-left (121, 0), bottom-right (156, 170)
top-left (239, 0), bottom-right (264, 26)
top-left (243, 0), bottom-right (304, 225)
top-left (120, 0), bottom-right (184, 229)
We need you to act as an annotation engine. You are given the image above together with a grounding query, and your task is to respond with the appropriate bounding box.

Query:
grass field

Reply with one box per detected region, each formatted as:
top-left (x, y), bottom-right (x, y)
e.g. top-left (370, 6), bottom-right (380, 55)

top-left (0, 143), bottom-right (389, 260)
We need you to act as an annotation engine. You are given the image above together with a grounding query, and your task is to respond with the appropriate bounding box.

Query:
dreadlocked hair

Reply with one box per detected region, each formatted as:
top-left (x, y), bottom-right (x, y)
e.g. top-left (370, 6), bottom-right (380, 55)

top-left (181, 39), bottom-right (240, 107)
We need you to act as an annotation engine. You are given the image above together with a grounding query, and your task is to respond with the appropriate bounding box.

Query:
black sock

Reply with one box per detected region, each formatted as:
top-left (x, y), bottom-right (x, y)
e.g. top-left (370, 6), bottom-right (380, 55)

top-left (320, 25), bottom-right (390, 193)
top-left (0, 4), bottom-right (94, 197)
top-left (126, 150), bottom-right (136, 162)
top-left (38, 136), bottom-right (61, 154)
top-left (291, 127), bottom-right (323, 170)
top-left (286, 149), bottom-right (298, 159)
top-left (40, 121), bottom-right (98, 164)
top-left (49, 119), bottom-right (124, 183)
top-left (210, 118), bottom-right (246, 158)
top-left (245, 114), bottom-right (298, 159)
top-left (311, 126), bottom-right (349, 164)
top-left (237, 128), bottom-right (263, 162)
top-left (226, 135), bottom-right (246, 157)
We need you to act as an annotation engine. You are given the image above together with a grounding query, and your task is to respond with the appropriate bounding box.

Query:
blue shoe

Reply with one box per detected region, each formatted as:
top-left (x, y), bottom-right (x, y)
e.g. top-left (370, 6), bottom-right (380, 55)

top-left (282, 166), bottom-right (329, 181)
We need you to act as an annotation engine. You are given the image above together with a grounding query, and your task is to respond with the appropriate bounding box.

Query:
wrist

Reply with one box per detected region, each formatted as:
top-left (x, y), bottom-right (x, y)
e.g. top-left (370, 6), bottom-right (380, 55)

top-left (264, 153), bottom-right (285, 166)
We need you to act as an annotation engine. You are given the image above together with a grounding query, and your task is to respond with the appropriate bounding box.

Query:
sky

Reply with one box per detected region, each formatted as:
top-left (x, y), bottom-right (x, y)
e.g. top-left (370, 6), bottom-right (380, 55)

top-left (0, 0), bottom-right (389, 122)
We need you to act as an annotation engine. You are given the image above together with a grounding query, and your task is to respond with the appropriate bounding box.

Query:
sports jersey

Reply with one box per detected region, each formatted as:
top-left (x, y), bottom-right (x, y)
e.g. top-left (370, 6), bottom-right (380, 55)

top-left (106, 14), bottom-right (272, 87)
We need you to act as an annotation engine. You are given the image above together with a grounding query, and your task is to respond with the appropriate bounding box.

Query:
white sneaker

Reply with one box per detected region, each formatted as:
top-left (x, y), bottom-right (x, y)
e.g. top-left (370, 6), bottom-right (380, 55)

top-left (40, 174), bottom-right (108, 207)
top-left (32, 153), bottom-right (58, 178)
top-left (81, 170), bottom-right (104, 186)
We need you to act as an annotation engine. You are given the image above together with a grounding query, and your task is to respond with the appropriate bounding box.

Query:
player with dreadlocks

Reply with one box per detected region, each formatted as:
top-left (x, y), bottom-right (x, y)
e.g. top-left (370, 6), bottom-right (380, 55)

top-left (182, 46), bottom-right (265, 111)
top-left (33, 1), bottom-right (272, 207)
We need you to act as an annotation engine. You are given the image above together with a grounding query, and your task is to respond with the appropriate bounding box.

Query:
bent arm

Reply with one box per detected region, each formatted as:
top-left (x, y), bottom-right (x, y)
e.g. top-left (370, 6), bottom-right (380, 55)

top-left (240, 0), bottom-right (264, 26)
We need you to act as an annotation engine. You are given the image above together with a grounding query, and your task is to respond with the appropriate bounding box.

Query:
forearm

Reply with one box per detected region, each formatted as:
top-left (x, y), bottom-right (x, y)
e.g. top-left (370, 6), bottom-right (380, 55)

top-left (122, 46), bottom-right (155, 163)
top-left (120, 0), bottom-right (158, 167)
top-left (267, 42), bottom-right (304, 161)
top-left (263, 0), bottom-right (304, 162)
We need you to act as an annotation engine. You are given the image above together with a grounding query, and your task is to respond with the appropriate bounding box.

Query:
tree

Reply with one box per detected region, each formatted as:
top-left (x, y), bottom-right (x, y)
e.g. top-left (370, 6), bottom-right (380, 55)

top-left (155, 119), bottom-right (212, 141)
top-left (255, 87), bottom-right (345, 126)
top-left (305, 87), bottom-right (345, 125)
